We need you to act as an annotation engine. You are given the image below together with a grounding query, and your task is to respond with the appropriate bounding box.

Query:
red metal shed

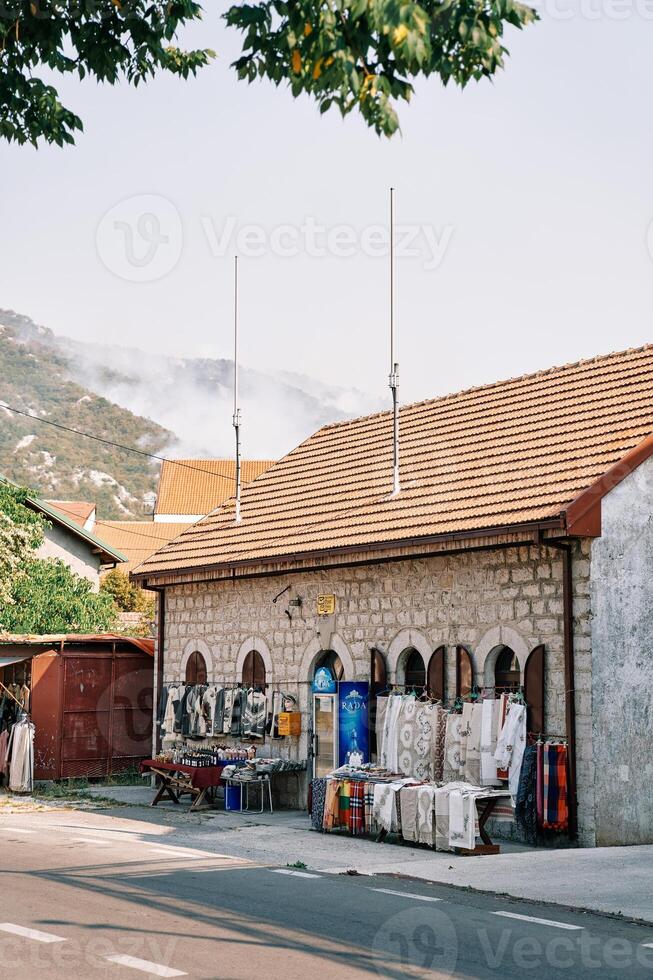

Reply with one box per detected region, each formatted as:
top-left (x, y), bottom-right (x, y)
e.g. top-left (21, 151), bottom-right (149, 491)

top-left (0, 634), bottom-right (154, 780)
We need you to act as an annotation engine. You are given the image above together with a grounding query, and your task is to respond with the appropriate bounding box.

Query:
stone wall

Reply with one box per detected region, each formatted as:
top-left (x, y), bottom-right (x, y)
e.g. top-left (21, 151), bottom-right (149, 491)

top-left (160, 540), bottom-right (594, 839)
top-left (590, 454), bottom-right (653, 846)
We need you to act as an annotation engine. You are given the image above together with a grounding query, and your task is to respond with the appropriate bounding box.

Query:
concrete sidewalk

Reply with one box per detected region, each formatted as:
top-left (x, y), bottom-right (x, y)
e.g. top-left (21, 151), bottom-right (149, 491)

top-left (72, 781), bottom-right (653, 926)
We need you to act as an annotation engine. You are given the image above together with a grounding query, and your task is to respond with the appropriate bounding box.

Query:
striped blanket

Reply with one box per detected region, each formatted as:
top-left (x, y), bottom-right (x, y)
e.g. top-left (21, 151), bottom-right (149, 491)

top-left (542, 743), bottom-right (568, 831)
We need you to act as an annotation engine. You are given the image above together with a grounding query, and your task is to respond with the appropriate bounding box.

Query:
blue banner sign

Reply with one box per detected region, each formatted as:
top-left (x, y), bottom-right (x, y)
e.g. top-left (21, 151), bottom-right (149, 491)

top-left (338, 681), bottom-right (369, 767)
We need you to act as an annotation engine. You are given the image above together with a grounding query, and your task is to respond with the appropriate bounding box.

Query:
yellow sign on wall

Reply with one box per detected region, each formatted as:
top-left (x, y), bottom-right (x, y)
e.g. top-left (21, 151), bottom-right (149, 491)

top-left (317, 594), bottom-right (336, 616)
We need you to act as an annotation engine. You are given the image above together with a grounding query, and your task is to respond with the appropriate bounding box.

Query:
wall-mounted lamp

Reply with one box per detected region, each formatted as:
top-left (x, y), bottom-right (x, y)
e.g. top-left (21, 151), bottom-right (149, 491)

top-left (285, 596), bottom-right (303, 622)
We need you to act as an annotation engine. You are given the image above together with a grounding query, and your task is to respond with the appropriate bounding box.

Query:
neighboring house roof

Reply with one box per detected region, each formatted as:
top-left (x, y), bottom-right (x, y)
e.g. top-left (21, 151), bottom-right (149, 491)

top-left (154, 458), bottom-right (275, 517)
top-left (97, 521), bottom-right (191, 574)
top-left (46, 500), bottom-right (95, 529)
top-left (27, 497), bottom-right (127, 566)
top-left (133, 345), bottom-right (653, 582)
top-left (0, 634), bottom-right (154, 656)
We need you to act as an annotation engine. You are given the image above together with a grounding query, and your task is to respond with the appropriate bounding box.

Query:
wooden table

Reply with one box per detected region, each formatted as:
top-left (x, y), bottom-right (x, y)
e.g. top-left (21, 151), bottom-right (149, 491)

top-left (454, 795), bottom-right (507, 856)
top-left (371, 788), bottom-right (511, 855)
top-left (140, 759), bottom-right (232, 811)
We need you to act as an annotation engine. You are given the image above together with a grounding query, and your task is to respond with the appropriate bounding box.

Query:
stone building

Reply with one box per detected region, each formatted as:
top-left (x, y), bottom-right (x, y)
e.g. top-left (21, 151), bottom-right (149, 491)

top-left (133, 345), bottom-right (653, 848)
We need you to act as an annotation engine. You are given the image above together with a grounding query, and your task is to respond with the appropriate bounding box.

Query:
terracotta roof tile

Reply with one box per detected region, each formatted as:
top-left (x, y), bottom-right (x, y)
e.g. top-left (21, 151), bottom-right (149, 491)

top-left (98, 521), bottom-right (191, 575)
top-left (134, 345), bottom-right (653, 578)
top-left (47, 500), bottom-right (95, 528)
top-left (154, 459), bottom-right (275, 517)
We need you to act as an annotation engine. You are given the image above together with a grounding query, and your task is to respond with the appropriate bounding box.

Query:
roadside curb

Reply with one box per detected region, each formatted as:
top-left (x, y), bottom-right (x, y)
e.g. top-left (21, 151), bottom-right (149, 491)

top-left (372, 871), bottom-right (653, 929)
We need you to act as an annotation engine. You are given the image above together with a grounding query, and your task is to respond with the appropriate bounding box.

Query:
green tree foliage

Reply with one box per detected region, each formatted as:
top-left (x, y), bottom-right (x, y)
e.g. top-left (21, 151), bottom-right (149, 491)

top-left (1, 1), bottom-right (536, 146)
top-left (100, 569), bottom-right (155, 638)
top-left (0, 1), bottom-right (213, 146)
top-left (0, 482), bottom-right (117, 634)
top-left (100, 567), bottom-right (154, 615)
top-left (1, 558), bottom-right (118, 634)
top-left (228, 0), bottom-right (537, 136)
top-left (0, 481), bottom-right (45, 605)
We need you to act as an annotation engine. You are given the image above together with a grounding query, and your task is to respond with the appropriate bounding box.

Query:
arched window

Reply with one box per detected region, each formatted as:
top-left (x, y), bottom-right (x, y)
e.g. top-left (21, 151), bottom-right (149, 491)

top-left (315, 650), bottom-right (344, 681)
top-left (494, 646), bottom-right (521, 691)
top-left (404, 648), bottom-right (426, 690)
top-left (185, 651), bottom-right (207, 685)
top-left (242, 650), bottom-right (266, 688)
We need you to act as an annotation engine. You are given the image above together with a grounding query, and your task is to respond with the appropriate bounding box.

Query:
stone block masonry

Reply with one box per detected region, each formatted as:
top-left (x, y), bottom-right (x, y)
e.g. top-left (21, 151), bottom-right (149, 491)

top-left (160, 540), bottom-right (594, 842)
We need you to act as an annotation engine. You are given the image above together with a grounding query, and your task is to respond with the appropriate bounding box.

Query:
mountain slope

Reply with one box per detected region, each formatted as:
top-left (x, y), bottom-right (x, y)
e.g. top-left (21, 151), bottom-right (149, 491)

top-left (0, 313), bottom-right (169, 518)
top-left (0, 308), bottom-right (382, 519)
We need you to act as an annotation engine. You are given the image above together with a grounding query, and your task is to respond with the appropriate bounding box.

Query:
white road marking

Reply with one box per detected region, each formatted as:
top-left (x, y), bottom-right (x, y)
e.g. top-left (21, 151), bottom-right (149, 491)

top-left (492, 911), bottom-right (584, 931)
top-left (270, 868), bottom-right (321, 879)
top-left (0, 923), bottom-right (66, 943)
top-left (105, 954), bottom-right (186, 977)
top-left (372, 888), bottom-right (442, 903)
top-left (641, 943), bottom-right (653, 949)
top-left (0, 827), bottom-right (34, 834)
top-left (72, 837), bottom-right (112, 845)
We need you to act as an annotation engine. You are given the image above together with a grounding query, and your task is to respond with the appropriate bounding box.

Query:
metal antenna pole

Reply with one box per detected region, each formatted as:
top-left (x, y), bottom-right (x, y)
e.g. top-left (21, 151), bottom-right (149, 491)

top-left (389, 187), bottom-right (400, 496)
top-left (233, 255), bottom-right (242, 523)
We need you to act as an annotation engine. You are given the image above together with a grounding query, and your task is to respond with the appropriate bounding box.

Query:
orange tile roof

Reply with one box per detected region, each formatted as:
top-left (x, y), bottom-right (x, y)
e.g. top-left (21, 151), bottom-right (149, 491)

top-left (154, 459), bottom-right (275, 517)
top-left (134, 345), bottom-right (653, 580)
top-left (98, 522), bottom-right (191, 575)
top-left (47, 500), bottom-right (95, 527)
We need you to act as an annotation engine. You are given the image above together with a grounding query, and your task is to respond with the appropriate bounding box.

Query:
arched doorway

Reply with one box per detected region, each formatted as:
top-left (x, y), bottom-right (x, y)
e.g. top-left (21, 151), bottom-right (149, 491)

top-left (316, 649), bottom-right (344, 682)
top-left (312, 650), bottom-right (341, 778)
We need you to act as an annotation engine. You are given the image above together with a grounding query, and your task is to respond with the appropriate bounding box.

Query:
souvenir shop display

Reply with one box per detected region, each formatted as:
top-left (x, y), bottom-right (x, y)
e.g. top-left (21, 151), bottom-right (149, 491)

top-left (515, 737), bottom-right (569, 843)
top-left (0, 663), bottom-right (34, 794)
top-left (140, 754), bottom-right (239, 810)
top-left (158, 682), bottom-right (298, 743)
top-left (311, 687), bottom-right (568, 855)
top-left (221, 757), bottom-right (306, 781)
top-left (148, 675), bottom-right (303, 811)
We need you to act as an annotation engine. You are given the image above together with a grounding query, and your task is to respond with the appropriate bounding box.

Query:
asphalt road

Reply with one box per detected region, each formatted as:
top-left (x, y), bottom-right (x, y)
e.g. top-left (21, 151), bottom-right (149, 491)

top-left (1, 812), bottom-right (653, 979)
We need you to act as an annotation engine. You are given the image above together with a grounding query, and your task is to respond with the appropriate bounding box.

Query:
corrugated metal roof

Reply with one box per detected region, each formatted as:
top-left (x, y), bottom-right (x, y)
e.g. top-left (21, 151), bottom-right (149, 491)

top-left (134, 345), bottom-right (653, 579)
top-left (154, 458), bottom-right (275, 517)
top-left (0, 634), bottom-right (154, 655)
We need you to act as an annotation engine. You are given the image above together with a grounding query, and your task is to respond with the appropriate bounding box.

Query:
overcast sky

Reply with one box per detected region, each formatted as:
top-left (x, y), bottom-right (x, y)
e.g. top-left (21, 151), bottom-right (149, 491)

top-left (1, 6), bottom-right (651, 409)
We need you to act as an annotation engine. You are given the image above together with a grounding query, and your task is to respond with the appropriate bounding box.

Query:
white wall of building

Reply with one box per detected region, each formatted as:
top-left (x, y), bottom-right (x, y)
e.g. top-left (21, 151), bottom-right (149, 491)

top-left (37, 523), bottom-right (103, 590)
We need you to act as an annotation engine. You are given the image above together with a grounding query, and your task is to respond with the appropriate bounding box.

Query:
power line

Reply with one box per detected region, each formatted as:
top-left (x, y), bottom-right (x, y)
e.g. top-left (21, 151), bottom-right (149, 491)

top-left (1, 402), bottom-right (260, 484)
top-left (48, 503), bottom-right (192, 546)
